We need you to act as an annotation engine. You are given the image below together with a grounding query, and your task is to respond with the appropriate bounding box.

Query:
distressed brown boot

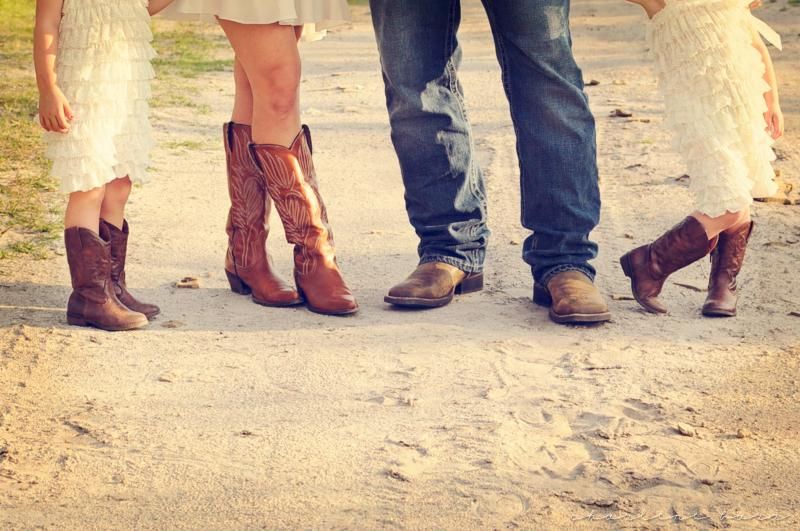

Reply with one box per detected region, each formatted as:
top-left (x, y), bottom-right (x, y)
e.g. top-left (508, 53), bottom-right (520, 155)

top-left (702, 222), bottom-right (754, 317)
top-left (223, 122), bottom-right (303, 307)
top-left (385, 262), bottom-right (483, 308)
top-left (65, 227), bottom-right (148, 331)
top-left (620, 216), bottom-right (718, 314)
top-left (250, 126), bottom-right (358, 316)
top-left (101, 219), bottom-right (160, 320)
top-left (534, 271), bottom-right (611, 324)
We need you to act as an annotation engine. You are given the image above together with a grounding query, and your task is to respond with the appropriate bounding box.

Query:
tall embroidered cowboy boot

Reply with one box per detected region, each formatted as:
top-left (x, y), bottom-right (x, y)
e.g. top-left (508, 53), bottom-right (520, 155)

top-left (250, 126), bottom-right (358, 316)
top-left (101, 219), bottom-right (160, 320)
top-left (620, 216), bottom-right (718, 314)
top-left (223, 122), bottom-right (302, 307)
top-left (65, 226), bottom-right (148, 331)
top-left (702, 221), bottom-right (754, 317)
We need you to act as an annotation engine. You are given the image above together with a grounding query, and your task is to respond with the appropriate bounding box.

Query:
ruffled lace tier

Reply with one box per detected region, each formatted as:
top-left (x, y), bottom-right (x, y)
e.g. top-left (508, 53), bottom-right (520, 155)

top-left (647, 0), bottom-right (779, 217)
top-left (45, 0), bottom-right (155, 193)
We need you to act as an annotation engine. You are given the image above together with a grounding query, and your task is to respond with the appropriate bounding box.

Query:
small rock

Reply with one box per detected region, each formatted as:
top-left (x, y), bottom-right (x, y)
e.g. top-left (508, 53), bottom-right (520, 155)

top-left (610, 108), bottom-right (633, 118)
top-left (176, 276), bottom-right (200, 289)
top-left (387, 469), bottom-right (410, 482)
top-left (737, 428), bottom-right (752, 439)
top-left (676, 423), bottom-right (696, 437)
top-left (586, 79), bottom-right (600, 86)
top-left (161, 320), bottom-right (185, 329)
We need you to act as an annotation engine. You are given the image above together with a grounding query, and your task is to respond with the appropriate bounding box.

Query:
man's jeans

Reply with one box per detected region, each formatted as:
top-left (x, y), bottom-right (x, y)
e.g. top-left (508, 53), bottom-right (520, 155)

top-left (370, 0), bottom-right (601, 285)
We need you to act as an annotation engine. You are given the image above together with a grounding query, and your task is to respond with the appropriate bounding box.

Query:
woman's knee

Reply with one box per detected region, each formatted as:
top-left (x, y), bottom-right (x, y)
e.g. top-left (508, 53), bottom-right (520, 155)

top-left (249, 60), bottom-right (301, 115)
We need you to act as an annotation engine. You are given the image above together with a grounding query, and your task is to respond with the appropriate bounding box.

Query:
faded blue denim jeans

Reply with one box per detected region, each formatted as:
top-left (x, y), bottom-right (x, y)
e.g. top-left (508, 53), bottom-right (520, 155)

top-left (370, 0), bottom-right (601, 286)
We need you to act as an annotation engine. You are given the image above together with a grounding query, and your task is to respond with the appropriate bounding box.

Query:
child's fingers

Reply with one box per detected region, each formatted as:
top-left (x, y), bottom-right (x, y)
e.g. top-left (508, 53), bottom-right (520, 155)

top-left (55, 110), bottom-right (70, 132)
top-left (44, 115), bottom-right (57, 132)
top-left (773, 114), bottom-right (784, 140)
top-left (63, 102), bottom-right (75, 121)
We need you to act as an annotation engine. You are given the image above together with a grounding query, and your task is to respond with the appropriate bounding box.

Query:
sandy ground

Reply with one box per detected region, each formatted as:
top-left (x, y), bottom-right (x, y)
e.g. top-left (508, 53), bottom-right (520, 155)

top-left (2, 1), bottom-right (799, 529)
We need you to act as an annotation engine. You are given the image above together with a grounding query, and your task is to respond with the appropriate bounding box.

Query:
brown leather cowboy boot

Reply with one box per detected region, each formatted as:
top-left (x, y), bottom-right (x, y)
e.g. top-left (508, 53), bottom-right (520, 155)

top-left (534, 271), bottom-right (611, 324)
top-left (223, 122), bottom-right (302, 307)
top-left (250, 126), bottom-right (358, 316)
top-left (620, 216), bottom-right (718, 314)
top-left (65, 226), bottom-right (148, 331)
top-left (385, 262), bottom-right (483, 308)
top-left (101, 219), bottom-right (160, 320)
top-left (702, 221), bottom-right (754, 317)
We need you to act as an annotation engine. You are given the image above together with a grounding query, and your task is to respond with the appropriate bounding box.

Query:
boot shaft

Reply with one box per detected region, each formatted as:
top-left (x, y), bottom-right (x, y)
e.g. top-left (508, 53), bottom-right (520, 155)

top-left (64, 226), bottom-right (112, 304)
top-left (648, 216), bottom-right (717, 280)
top-left (224, 122), bottom-right (271, 272)
top-left (249, 127), bottom-right (336, 275)
top-left (100, 219), bottom-right (128, 287)
top-left (708, 221), bottom-right (754, 290)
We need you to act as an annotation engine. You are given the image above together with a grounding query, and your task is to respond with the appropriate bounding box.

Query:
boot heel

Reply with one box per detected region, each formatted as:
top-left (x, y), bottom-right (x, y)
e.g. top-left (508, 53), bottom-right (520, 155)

top-left (67, 314), bottom-right (89, 327)
top-left (455, 273), bottom-right (484, 295)
top-left (226, 270), bottom-right (252, 295)
top-left (620, 253), bottom-right (633, 278)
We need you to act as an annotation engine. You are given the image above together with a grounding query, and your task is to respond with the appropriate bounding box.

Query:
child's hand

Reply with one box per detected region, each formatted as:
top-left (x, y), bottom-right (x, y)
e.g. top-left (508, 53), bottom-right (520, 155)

top-left (39, 85), bottom-right (74, 133)
top-left (764, 100), bottom-right (784, 140)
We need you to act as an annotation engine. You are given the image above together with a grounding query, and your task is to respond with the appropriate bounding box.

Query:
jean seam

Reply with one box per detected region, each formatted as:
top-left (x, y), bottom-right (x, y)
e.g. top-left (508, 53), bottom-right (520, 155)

top-left (540, 264), bottom-right (595, 287)
top-left (419, 254), bottom-right (484, 274)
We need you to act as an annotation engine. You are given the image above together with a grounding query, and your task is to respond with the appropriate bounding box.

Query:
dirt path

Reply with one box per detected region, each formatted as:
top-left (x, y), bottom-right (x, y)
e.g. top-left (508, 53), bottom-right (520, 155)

top-left (2, 1), bottom-right (799, 528)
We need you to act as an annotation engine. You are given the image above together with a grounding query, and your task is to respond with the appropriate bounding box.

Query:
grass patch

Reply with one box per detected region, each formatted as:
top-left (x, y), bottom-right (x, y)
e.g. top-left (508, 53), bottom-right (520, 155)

top-left (151, 21), bottom-right (231, 79)
top-left (0, 0), bottom-right (60, 260)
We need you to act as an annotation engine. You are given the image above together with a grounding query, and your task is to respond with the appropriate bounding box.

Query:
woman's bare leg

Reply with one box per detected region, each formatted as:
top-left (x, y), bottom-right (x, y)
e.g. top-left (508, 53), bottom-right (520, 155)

top-left (218, 20), bottom-right (301, 146)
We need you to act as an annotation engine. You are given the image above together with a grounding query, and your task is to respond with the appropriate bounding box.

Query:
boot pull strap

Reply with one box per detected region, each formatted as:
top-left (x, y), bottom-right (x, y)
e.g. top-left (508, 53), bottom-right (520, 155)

top-left (302, 125), bottom-right (313, 154)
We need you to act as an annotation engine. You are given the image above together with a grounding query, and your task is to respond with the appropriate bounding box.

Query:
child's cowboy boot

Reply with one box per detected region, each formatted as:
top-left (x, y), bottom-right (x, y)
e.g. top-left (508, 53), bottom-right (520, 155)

top-left (620, 216), bottom-right (718, 314)
top-left (702, 222), bottom-right (754, 317)
top-left (65, 227), bottom-right (148, 331)
top-left (250, 126), bottom-right (358, 316)
top-left (100, 219), bottom-right (160, 320)
top-left (223, 122), bottom-right (303, 307)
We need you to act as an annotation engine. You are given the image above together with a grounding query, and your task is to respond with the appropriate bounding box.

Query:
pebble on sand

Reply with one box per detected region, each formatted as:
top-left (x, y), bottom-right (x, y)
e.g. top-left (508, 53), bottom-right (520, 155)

top-left (175, 277), bottom-right (200, 289)
top-left (676, 423), bottom-right (697, 437)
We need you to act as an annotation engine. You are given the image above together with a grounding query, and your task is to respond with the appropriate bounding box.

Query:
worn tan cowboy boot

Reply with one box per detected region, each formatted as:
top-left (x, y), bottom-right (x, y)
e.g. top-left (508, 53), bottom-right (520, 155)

top-left (65, 226), bottom-right (148, 331)
top-left (223, 122), bottom-right (303, 307)
top-left (702, 221), bottom-right (754, 317)
top-left (100, 219), bottom-right (160, 320)
top-left (620, 216), bottom-right (718, 314)
top-left (534, 271), bottom-right (611, 324)
top-left (385, 262), bottom-right (483, 308)
top-left (250, 126), bottom-right (358, 316)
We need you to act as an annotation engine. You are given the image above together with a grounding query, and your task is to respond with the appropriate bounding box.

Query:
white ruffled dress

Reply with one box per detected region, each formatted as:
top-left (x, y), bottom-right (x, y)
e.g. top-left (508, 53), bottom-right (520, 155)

top-left (46, 0), bottom-right (155, 194)
top-left (162, 0), bottom-right (351, 41)
top-left (648, 0), bottom-right (781, 216)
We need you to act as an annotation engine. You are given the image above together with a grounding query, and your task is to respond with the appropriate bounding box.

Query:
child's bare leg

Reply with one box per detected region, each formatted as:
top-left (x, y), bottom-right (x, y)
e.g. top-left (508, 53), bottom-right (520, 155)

top-left (691, 208), bottom-right (751, 239)
top-left (100, 176), bottom-right (132, 228)
top-left (65, 186), bottom-right (105, 233)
